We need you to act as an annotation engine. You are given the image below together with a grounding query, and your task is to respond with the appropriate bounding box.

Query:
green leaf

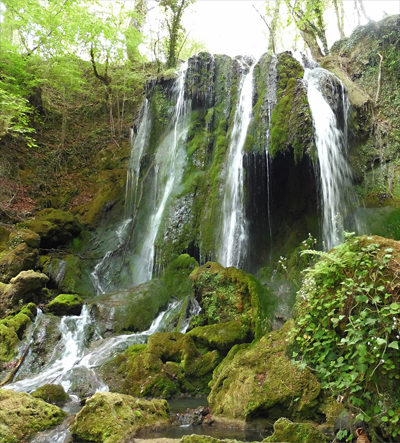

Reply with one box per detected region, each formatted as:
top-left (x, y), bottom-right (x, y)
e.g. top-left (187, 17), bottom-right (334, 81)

top-left (381, 416), bottom-right (389, 422)
top-left (388, 341), bottom-right (399, 350)
top-left (377, 338), bottom-right (386, 346)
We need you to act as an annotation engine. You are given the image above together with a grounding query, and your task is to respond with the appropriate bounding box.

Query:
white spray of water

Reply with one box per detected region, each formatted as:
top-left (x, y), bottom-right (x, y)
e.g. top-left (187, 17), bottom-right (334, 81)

top-left (218, 60), bottom-right (255, 268)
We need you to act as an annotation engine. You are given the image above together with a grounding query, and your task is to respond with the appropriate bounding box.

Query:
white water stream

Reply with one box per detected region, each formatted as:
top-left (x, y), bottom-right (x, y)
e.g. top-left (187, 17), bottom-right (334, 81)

top-left (218, 60), bottom-right (255, 268)
top-left (5, 301), bottom-right (181, 395)
top-left (305, 67), bottom-right (355, 250)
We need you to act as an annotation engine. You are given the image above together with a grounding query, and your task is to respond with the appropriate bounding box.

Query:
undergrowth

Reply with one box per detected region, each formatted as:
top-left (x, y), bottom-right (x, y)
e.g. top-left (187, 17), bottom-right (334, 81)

top-left (293, 232), bottom-right (400, 439)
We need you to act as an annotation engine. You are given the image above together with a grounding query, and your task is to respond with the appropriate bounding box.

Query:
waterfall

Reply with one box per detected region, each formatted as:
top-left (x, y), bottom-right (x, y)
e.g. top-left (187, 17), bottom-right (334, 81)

top-left (218, 60), bottom-right (255, 268)
top-left (305, 67), bottom-right (356, 250)
top-left (131, 62), bottom-right (191, 284)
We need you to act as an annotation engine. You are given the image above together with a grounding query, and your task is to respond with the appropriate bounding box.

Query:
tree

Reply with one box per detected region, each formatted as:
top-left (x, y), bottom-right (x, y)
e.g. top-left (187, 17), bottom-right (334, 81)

top-left (159, 0), bottom-right (194, 69)
top-left (127, 0), bottom-right (148, 63)
top-left (254, 0), bottom-right (283, 55)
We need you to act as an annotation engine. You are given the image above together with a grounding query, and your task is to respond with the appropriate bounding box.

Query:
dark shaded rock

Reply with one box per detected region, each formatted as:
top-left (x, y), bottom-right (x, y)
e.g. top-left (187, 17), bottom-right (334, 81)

top-left (0, 242), bottom-right (37, 284)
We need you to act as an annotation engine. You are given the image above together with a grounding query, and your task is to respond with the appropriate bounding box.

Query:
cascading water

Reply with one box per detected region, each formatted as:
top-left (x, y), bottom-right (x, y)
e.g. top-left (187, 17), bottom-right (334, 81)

top-left (305, 66), bottom-right (357, 250)
top-left (218, 60), bottom-right (255, 268)
top-left (131, 62), bottom-right (191, 284)
top-left (5, 301), bottom-right (183, 395)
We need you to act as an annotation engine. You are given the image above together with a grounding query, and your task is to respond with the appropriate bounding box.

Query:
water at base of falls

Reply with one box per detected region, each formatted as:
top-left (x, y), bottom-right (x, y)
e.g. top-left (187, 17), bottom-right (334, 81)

top-left (305, 66), bottom-right (358, 250)
top-left (218, 59), bottom-right (255, 268)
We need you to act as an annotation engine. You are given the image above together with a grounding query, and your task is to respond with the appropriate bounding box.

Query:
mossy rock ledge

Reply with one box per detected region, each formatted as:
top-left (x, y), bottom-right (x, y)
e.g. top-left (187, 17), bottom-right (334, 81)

top-left (32, 383), bottom-right (70, 405)
top-left (0, 388), bottom-right (67, 443)
top-left (46, 293), bottom-right (84, 316)
top-left (264, 417), bottom-right (329, 443)
top-left (208, 321), bottom-right (321, 425)
top-left (69, 392), bottom-right (170, 443)
top-left (190, 262), bottom-right (275, 339)
top-left (102, 331), bottom-right (221, 398)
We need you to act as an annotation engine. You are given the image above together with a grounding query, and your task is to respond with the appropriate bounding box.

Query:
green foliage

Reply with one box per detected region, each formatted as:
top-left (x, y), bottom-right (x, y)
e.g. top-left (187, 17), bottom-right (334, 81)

top-left (293, 234), bottom-right (400, 438)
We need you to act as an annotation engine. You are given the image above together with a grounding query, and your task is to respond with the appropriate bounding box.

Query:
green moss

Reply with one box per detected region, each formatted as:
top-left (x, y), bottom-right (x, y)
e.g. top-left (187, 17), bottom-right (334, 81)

top-left (46, 293), bottom-right (83, 316)
top-left (190, 262), bottom-right (276, 339)
top-left (0, 389), bottom-right (67, 443)
top-left (208, 321), bottom-right (321, 422)
top-left (161, 254), bottom-right (199, 299)
top-left (32, 384), bottom-right (70, 404)
top-left (70, 392), bottom-right (170, 443)
top-left (269, 52), bottom-right (314, 162)
top-left (264, 417), bottom-right (329, 443)
top-left (102, 331), bottom-right (221, 398)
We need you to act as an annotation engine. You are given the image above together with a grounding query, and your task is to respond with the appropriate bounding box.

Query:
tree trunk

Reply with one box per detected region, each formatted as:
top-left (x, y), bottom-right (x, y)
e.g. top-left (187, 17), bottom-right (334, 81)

top-left (333, 0), bottom-right (345, 39)
top-left (127, 0), bottom-right (148, 63)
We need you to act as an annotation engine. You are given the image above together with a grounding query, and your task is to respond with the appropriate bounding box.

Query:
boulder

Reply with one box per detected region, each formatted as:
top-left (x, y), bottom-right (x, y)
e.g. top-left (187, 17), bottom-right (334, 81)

top-left (32, 383), bottom-right (70, 405)
top-left (22, 208), bottom-right (82, 248)
top-left (46, 293), bottom-right (83, 316)
top-left (69, 392), bottom-right (170, 443)
top-left (161, 253), bottom-right (199, 298)
top-left (102, 331), bottom-right (221, 398)
top-left (0, 388), bottom-right (67, 443)
top-left (90, 279), bottom-right (171, 333)
top-left (208, 321), bottom-right (321, 423)
top-left (190, 262), bottom-right (275, 339)
top-left (264, 417), bottom-right (329, 443)
top-left (0, 242), bottom-right (37, 284)
top-left (9, 228), bottom-right (40, 249)
top-left (187, 320), bottom-right (252, 353)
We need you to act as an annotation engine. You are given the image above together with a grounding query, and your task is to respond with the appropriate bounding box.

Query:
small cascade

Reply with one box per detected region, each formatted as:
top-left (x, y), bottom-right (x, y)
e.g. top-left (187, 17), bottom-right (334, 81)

top-left (131, 62), bottom-right (191, 284)
top-left (179, 298), bottom-right (202, 334)
top-left (218, 60), bottom-right (255, 268)
top-left (305, 67), bottom-right (356, 250)
top-left (5, 301), bottom-right (184, 396)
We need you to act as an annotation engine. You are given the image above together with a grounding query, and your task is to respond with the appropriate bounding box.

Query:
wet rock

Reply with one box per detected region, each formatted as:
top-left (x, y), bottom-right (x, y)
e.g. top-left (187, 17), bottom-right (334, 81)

top-left (173, 406), bottom-right (212, 426)
top-left (0, 388), bottom-right (67, 442)
top-left (46, 293), bottom-right (83, 316)
top-left (69, 392), bottom-right (170, 443)
top-left (62, 366), bottom-right (105, 399)
top-left (90, 279), bottom-right (171, 333)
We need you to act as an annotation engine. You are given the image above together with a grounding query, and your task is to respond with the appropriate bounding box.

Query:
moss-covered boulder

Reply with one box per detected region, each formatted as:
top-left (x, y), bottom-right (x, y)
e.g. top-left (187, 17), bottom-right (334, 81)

top-left (264, 417), bottom-right (329, 443)
top-left (21, 208), bottom-right (82, 248)
top-left (69, 392), bottom-right (170, 443)
top-left (187, 320), bottom-right (251, 353)
top-left (208, 321), bottom-right (321, 423)
top-left (0, 304), bottom-right (36, 368)
top-left (190, 262), bottom-right (274, 339)
top-left (46, 293), bottom-right (83, 316)
top-left (0, 242), bottom-right (37, 284)
top-left (161, 253), bottom-right (199, 298)
top-left (40, 254), bottom-right (94, 298)
top-left (9, 228), bottom-right (40, 249)
top-left (90, 279), bottom-right (171, 333)
top-left (103, 331), bottom-right (221, 398)
top-left (32, 383), bottom-right (70, 405)
top-left (0, 388), bottom-right (67, 442)
top-left (0, 226), bottom-right (10, 253)
top-left (0, 270), bottom-right (49, 314)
